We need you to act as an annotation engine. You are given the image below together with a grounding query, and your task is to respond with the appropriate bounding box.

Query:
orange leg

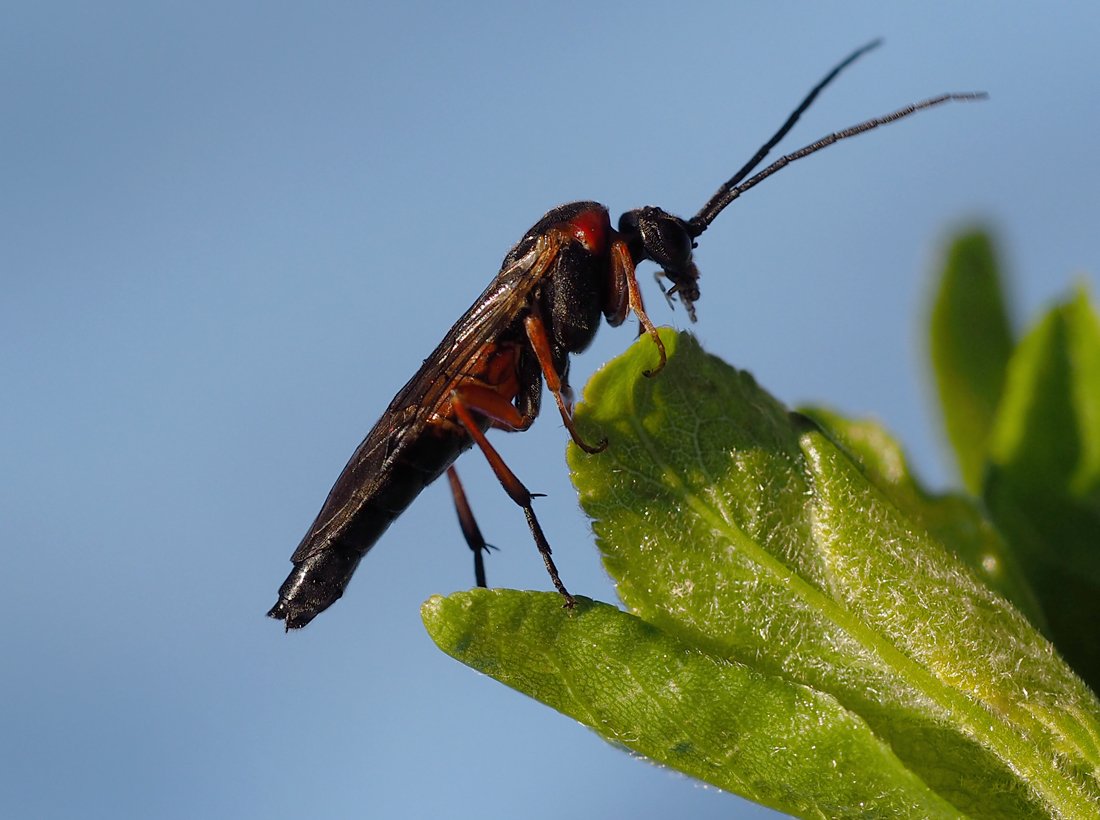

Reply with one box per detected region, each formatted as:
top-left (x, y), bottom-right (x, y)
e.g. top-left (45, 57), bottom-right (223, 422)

top-left (612, 238), bottom-right (666, 376)
top-left (523, 312), bottom-right (607, 454)
top-left (451, 389), bottom-right (575, 607)
top-left (451, 383), bottom-right (532, 431)
top-left (447, 467), bottom-right (492, 588)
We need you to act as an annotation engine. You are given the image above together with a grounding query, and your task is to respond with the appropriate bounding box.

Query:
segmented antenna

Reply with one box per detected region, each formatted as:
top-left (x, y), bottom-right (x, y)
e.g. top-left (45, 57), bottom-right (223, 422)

top-left (687, 40), bottom-right (986, 236)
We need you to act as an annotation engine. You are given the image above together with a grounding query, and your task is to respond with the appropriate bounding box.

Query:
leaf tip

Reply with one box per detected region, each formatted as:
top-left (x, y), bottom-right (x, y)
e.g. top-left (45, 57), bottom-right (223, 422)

top-left (420, 593), bottom-right (448, 635)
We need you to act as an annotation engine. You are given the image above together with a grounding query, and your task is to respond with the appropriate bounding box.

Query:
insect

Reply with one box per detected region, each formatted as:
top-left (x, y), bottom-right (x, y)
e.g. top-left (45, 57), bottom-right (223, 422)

top-left (269, 40), bottom-right (985, 629)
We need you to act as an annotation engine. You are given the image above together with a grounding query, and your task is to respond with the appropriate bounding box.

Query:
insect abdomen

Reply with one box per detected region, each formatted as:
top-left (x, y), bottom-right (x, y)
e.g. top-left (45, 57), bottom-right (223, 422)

top-left (268, 428), bottom-right (475, 629)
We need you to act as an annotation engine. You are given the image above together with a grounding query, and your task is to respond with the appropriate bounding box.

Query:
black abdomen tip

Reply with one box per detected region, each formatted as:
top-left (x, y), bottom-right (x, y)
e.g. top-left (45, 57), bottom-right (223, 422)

top-left (268, 548), bottom-right (363, 631)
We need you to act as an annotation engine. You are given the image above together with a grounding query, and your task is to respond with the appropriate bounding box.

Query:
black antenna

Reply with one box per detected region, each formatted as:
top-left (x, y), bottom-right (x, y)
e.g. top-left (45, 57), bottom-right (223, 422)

top-left (690, 92), bottom-right (987, 232)
top-left (687, 39), bottom-right (986, 236)
top-left (689, 38), bottom-right (882, 233)
top-left (620, 41), bottom-right (986, 324)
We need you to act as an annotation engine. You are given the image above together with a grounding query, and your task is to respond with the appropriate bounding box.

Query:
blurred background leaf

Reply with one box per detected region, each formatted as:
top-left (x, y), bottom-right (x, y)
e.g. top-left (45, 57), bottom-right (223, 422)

top-left (930, 231), bottom-right (1015, 493)
top-left (927, 230), bottom-right (1100, 691)
top-left (983, 285), bottom-right (1100, 690)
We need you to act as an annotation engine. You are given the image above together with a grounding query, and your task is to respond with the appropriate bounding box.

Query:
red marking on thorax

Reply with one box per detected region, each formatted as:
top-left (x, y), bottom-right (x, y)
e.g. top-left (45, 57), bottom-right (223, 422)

top-left (567, 207), bottom-right (611, 255)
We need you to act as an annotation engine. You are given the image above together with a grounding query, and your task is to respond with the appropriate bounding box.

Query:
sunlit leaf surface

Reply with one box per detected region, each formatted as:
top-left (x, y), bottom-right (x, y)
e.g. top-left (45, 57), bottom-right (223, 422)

top-left (425, 329), bottom-right (1100, 819)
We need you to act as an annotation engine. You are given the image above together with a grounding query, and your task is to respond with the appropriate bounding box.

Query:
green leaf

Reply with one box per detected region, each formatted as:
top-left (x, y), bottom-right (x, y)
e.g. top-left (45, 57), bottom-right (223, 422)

top-left (425, 329), bottom-right (1100, 818)
top-left (568, 329), bottom-right (1100, 818)
top-left (423, 591), bottom-right (963, 819)
top-left (930, 231), bottom-right (1015, 493)
top-left (985, 285), bottom-right (1100, 689)
top-left (798, 406), bottom-right (1046, 630)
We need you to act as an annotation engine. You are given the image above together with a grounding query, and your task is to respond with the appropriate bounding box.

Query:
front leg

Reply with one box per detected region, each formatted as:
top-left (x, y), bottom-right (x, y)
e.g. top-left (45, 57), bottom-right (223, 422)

top-left (523, 310), bottom-right (607, 453)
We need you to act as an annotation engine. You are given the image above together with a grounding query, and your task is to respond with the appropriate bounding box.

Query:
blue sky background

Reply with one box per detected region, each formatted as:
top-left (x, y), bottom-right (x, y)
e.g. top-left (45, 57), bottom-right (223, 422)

top-left (3, 3), bottom-right (1098, 819)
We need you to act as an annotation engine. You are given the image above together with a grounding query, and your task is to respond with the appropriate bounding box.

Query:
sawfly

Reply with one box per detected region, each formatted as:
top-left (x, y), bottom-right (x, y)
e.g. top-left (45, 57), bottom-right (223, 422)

top-left (269, 40), bottom-right (984, 629)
